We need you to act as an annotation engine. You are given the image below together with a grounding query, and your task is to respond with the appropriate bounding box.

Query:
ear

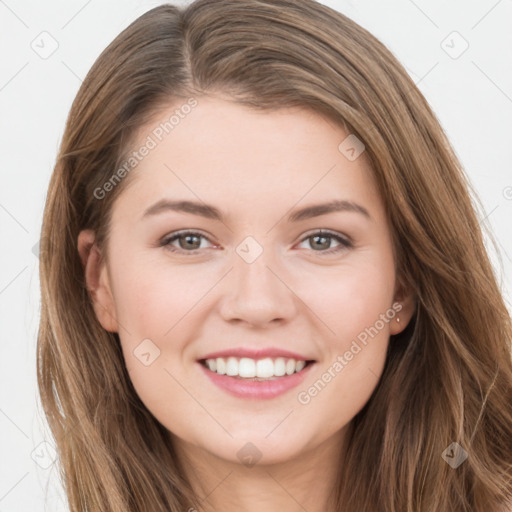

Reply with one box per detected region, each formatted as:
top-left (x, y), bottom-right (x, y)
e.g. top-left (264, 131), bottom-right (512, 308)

top-left (389, 273), bottom-right (416, 335)
top-left (77, 229), bottom-right (118, 333)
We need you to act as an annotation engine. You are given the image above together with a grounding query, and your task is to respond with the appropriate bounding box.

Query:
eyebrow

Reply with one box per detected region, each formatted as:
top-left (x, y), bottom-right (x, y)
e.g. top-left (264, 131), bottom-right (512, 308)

top-left (141, 198), bottom-right (371, 222)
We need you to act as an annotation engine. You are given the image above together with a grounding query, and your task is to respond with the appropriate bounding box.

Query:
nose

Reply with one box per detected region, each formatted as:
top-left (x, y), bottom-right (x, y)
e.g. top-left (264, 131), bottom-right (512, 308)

top-left (218, 247), bottom-right (298, 328)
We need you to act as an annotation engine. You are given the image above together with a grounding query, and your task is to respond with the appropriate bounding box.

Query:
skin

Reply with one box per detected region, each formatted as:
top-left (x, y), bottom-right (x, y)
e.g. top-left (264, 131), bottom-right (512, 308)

top-left (78, 95), bottom-right (415, 512)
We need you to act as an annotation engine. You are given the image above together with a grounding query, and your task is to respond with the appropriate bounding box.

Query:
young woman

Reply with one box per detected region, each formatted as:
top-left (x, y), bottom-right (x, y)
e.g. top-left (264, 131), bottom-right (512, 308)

top-left (37, 0), bottom-right (512, 510)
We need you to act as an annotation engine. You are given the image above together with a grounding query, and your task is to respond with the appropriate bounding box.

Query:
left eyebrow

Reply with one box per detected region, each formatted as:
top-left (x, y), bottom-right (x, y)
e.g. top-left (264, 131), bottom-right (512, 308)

top-left (286, 199), bottom-right (372, 222)
top-left (141, 198), bottom-right (371, 222)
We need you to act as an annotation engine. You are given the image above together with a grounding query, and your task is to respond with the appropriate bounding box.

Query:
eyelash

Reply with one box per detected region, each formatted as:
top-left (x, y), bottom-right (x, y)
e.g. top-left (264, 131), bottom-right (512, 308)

top-left (160, 229), bottom-right (353, 256)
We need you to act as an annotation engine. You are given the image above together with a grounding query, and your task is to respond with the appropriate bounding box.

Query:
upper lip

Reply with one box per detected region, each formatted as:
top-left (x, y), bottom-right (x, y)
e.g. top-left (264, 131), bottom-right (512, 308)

top-left (199, 348), bottom-right (314, 361)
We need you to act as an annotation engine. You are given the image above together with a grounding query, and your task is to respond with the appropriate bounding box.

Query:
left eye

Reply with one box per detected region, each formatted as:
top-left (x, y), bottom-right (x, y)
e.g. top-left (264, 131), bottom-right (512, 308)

top-left (297, 230), bottom-right (353, 254)
top-left (160, 230), bottom-right (352, 255)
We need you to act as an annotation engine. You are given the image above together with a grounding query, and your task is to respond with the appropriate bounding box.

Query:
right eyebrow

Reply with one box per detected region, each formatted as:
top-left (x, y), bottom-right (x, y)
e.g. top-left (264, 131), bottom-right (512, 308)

top-left (141, 199), bottom-right (222, 221)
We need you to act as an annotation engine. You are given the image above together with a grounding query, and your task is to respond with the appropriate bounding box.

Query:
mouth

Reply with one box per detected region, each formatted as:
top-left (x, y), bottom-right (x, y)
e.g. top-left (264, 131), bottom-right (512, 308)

top-left (197, 356), bottom-right (316, 399)
top-left (199, 356), bottom-right (316, 380)
top-left (195, 344), bottom-right (319, 400)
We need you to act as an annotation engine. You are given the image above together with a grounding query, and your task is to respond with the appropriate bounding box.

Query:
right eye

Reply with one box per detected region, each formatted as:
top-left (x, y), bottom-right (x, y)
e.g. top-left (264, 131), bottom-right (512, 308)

top-left (160, 230), bottom-right (215, 254)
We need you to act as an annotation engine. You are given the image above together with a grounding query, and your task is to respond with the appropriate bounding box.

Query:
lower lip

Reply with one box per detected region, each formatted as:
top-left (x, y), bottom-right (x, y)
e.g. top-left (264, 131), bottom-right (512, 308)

top-left (198, 361), bottom-right (315, 399)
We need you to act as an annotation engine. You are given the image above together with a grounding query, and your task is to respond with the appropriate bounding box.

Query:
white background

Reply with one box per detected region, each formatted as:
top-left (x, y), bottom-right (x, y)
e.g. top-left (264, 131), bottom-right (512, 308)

top-left (1, 0), bottom-right (511, 510)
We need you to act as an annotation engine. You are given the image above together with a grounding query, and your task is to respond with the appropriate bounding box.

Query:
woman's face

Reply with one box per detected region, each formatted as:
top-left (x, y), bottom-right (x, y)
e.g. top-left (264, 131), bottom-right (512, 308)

top-left (80, 95), bottom-right (409, 466)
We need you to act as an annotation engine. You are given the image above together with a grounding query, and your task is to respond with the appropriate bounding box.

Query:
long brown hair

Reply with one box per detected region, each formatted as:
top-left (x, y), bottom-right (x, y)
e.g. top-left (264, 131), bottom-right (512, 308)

top-left (37, 0), bottom-right (512, 510)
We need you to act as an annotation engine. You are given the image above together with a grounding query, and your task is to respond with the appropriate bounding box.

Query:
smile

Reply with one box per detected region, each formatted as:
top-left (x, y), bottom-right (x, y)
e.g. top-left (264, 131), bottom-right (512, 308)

top-left (201, 356), bottom-right (311, 379)
top-left (198, 357), bottom-right (316, 399)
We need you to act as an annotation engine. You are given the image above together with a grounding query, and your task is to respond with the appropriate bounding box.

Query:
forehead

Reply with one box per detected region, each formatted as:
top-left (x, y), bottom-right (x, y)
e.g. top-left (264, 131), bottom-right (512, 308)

top-left (112, 96), bottom-right (381, 223)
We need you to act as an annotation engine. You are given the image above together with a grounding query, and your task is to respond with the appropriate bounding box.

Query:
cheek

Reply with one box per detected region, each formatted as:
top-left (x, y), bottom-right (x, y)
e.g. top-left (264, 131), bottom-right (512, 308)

top-left (112, 256), bottom-right (207, 336)
top-left (294, 250), bottom-right (395, 422)
top-left (111, 258), bottom-right (210, 396)
top-left (300, 250), bottom-right (396, 344)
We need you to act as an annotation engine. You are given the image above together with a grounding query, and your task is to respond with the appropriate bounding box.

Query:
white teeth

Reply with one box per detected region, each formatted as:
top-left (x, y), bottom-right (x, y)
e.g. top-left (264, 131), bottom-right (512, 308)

top-left (239, 358), bottom-right (256, 378)
top-left (226, 357), bottom-right (238, 376)
top-left (203, 356), bottom-right (310, 378)
top-left (256, 358), bottom-right (274, 378)
top-left (274, 357), bottom-right (286, 376)
top-left (216, 358), bottom-right (226, 375)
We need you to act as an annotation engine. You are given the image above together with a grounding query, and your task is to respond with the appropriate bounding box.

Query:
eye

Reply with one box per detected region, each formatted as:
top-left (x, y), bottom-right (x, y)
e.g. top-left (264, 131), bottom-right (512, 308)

top-left (160, 229), bottom-right (353, 256)
top-left (296, 230), bottom-right (353, 255)
top-left (160, 230), bottom-right (214, 254)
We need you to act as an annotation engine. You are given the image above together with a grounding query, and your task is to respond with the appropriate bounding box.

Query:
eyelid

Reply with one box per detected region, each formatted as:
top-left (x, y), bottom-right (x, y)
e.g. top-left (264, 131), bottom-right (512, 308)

top-left (299, 228), bottom-right (352, 243)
